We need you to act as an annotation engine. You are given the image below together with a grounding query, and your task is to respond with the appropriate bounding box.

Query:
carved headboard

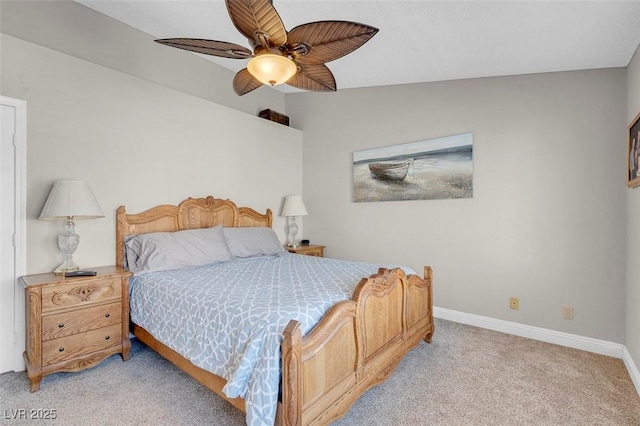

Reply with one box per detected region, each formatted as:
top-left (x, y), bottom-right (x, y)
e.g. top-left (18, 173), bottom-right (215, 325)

top-left (115, 196), bottom-right (273, 268)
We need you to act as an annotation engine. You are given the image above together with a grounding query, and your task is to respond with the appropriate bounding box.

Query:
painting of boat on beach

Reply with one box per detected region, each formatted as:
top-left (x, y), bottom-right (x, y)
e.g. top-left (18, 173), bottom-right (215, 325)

top-left (353, 133), bottom-right (473, 202)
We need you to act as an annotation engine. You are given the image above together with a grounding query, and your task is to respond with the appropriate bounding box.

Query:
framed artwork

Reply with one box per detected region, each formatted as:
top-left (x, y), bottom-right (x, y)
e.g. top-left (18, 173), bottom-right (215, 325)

top-left (628, 112), bottom-right (640, 188)
top-left (353, 133), bottom-right (473, 202)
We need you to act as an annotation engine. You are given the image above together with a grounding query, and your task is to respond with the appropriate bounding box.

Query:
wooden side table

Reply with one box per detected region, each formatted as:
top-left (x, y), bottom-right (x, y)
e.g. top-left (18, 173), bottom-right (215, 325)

top-left (287, 244), bottom-right (325, 257)
top-left (20, 265), bottom-right (132, 392)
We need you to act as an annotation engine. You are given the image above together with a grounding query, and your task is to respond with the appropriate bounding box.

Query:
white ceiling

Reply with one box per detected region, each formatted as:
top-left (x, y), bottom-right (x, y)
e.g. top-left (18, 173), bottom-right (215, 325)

top-left (76, 0), bottom-right (640, 94)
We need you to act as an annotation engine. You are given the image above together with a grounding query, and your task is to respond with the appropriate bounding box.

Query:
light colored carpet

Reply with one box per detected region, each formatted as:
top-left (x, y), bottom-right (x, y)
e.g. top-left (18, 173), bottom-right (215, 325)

top-left (1, 319), bottom-right (638, 425)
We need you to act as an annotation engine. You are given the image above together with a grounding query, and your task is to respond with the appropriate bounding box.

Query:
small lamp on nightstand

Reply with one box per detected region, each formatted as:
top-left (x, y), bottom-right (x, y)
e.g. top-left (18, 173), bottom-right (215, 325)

top-left (281, 195), bottom-right (308, 248)
top-left (39, 180), bottom-right (104, 275)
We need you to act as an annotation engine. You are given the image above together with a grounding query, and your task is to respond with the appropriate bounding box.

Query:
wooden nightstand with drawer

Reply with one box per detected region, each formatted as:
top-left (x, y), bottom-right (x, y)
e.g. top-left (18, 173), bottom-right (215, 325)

top-left (20, 266), bottom-right (132, 392)
top-left (287, 244), bottom-right (325, 257)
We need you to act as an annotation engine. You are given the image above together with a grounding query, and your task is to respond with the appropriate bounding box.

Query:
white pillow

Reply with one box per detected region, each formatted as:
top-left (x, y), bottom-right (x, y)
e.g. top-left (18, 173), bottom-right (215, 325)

top-left (125, 225), bottom-right (232, 273)
top-left (223, 227), bottom-right (285, 258)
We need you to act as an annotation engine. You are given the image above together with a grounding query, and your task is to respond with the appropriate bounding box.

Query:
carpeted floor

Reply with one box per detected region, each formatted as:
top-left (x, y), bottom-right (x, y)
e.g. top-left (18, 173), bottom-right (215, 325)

top-left (1, 319), bottom-right (639, 425)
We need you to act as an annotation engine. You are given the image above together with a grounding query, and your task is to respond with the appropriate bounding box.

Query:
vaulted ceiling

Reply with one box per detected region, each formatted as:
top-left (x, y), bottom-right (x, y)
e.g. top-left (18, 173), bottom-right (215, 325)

top-left (76, 0), bottom-right (640, 93)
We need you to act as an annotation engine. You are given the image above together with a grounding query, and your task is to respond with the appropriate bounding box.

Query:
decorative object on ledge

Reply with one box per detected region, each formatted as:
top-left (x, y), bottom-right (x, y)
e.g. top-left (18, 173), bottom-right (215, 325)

top-left (628, 112), bottom-right (640, 188)
top-left (39, 180), bottom-right (104, 274)
top-left (153, 0), bottom-right (378, 96)
top-left (259, 109), bottom-right (289, 126)
top-left (281, 195), bottom-right (308, 248)
top-left (353, 133), bottom-right (474, 202)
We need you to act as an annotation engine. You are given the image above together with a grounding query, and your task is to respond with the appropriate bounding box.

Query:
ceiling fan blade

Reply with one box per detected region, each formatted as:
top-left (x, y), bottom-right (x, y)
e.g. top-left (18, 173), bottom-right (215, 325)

top-left (226, 0), bottom-right (287, 47)
top-left (287, 21), bottom-right (379, 64)
top-left (287, 63), bottom-right (336, 92)
top-left (233, 68), bottom-right (263, 96)
top-left (155, 38), bottom-right (252, 59)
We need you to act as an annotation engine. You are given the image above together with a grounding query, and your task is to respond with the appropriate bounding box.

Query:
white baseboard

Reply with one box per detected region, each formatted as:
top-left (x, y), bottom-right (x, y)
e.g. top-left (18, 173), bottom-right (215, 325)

top-left (433, 307), bottom-right (640, 396)
top-left (622, 346), bottom-right (640, 396)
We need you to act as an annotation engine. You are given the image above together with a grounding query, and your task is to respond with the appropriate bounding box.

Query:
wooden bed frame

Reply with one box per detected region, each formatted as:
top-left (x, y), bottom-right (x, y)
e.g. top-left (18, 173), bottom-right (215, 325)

top-left (116, 196), bottom-right (434, 426)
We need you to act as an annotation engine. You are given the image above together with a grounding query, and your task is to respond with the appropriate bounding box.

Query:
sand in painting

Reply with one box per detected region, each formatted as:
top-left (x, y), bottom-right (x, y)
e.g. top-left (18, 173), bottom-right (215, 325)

top-left (353, 151), bottom-right (473, 202)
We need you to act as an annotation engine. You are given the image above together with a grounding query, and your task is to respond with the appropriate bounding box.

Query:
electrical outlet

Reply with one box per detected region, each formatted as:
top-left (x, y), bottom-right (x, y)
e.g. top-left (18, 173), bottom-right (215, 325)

top-left (510, 297), bottom-right (519, 310)
top-left (562, 306), bottom-right (574, 320)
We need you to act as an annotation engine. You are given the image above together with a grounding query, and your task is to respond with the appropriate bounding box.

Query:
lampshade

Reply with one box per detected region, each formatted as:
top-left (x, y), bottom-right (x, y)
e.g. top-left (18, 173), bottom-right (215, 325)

top-left (281, 195), bottom-right (308, 217)
top-left (39, 180), bottom-right (104, 220)
top-left (247, 53), bottom-right (297, 86)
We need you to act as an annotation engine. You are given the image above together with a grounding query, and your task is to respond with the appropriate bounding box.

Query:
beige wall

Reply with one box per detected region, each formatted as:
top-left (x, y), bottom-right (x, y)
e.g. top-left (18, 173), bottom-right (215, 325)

top-left (626, 44), bottom-right (640, 370)
top-left (287, 69), bottom-right (627, 342)
top-left (0, 32), bottom-right (302, 273)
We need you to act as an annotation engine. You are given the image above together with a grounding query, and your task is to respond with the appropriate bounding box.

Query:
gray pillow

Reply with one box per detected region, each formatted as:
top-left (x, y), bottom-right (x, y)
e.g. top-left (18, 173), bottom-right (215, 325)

top-left (223, 227), bottom-right (285, 258)
top-left (125, 225), bottom-right (232, 273)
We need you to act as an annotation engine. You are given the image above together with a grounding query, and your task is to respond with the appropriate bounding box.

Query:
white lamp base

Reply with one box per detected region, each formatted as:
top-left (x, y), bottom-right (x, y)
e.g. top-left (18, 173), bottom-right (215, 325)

top-left (54, 260), bottom-right (79, 276)
top-left (54, 218), bottom-right (80, 275)
top-left (287, 216), bottom-right (299, 248)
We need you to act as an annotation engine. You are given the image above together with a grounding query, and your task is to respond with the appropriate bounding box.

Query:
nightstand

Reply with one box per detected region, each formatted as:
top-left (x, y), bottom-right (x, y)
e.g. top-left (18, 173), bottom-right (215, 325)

top-left (20, 265), bottom-right (132, 392)
top-left (287, 244), bottom-right (325, 257)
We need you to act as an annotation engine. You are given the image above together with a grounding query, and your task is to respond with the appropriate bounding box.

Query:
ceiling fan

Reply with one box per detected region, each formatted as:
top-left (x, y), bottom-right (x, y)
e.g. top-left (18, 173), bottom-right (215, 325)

top-left (155, 0), bottom-right (379, 96)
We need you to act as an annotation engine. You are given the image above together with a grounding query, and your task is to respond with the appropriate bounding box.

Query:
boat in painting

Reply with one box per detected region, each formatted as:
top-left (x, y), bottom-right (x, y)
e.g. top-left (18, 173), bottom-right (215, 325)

top-left (368, 159), bottom-right (412, 181)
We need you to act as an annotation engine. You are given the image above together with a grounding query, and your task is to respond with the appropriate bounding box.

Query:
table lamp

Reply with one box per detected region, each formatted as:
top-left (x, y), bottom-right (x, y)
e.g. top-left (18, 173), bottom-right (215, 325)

top-left (39, 180), bottom-right (104, 274)
top-left (281, 195), bottom-right (308, 248)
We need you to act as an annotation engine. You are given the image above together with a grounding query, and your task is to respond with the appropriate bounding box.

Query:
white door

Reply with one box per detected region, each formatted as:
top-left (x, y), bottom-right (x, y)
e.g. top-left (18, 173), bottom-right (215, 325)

top-left (0, 96), bottom-right (26, 373)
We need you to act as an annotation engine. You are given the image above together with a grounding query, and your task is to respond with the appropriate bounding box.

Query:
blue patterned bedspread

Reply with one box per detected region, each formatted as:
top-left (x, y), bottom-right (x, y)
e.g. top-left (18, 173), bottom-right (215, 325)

top-left (129, 253), bottom-right (415, 426)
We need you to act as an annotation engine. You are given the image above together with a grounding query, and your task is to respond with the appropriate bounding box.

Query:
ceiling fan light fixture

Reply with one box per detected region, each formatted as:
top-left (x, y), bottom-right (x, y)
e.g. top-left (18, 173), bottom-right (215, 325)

top-left (247, 53), bottom-right (297, 86)
top-left (155, 2), bottom-right (378, 95)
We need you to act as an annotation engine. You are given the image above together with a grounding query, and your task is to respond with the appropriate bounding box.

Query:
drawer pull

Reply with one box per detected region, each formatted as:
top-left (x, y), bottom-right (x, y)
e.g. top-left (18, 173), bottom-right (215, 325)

top-left (58, 347), bottom-right (65, 352)
top-left (105, 335), bottom-right (110, 340)
top-left (104, 313), bottom-right (110, 318)
top-left (58, 323), bottom-right (64, 328)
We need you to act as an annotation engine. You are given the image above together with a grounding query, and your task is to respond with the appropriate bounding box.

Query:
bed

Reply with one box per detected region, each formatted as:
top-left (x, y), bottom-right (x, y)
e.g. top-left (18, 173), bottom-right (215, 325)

top-left (116, 196), bottom-right (434, 426)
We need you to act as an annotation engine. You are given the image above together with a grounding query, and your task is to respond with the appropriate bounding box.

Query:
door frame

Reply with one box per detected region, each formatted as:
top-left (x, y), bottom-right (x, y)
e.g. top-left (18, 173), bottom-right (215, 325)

top-left (1, 95), bottom-right (27, 371)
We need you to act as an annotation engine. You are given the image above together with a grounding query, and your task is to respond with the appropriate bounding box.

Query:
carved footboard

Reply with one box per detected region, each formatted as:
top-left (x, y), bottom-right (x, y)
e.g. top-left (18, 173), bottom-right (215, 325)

top-left (280, 267), bottom-right (434, 426)
top-left (117, 197), bottom-right (433, 425)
